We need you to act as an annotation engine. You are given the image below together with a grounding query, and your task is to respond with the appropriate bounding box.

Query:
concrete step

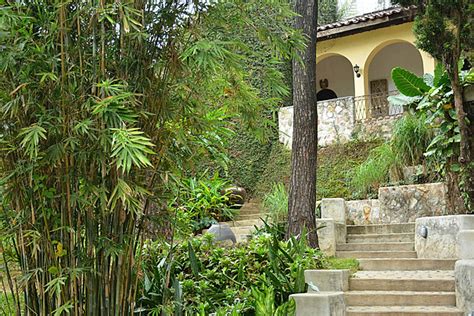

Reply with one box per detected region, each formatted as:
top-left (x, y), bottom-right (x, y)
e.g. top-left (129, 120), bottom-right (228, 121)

top-left (346, 306), bottom-right (463, 316)
top-left (337, 242), bottom-right (414, 251)
top-left (224, 219), bottom-right (263, 227)
top-left (358, 258), bottom-right (456, 271)
top-left (347, 233), bottom-right (414, 243)
top-left (234, 213), bottom-right (268, 221)
top-left (237, 203), bottom-right (262, 215)
top-left (336, 251), bottom-right (417, 259)
top-left (349, 271), bottom-right (455, 292)
top-left (347, 223), bottom-right (415, 235)
top-left (345, 291), bottom-right (456, 306)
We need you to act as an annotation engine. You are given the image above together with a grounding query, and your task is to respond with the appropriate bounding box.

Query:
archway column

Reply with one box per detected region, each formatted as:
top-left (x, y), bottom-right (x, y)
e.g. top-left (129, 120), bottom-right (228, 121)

top-left (421, 50), bottom-right (436, 75)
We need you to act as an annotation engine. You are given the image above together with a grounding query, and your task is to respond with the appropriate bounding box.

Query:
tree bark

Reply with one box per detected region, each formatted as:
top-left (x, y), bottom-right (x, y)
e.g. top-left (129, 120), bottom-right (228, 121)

top-left (452, 71), bottom-right (474, 212)
top-left (286, 0), bottom-right (319, 248)
top-left (447, 8), bottom-right (474, 212)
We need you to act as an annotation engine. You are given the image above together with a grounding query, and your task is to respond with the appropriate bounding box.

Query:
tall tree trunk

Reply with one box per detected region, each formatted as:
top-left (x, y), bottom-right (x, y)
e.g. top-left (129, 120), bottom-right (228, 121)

top-left (452, 72), bottom-right (474, 211)
top-left (287, 0), bottom-right (319, 248)
top-left (447, 9), bottom-right (474, 212)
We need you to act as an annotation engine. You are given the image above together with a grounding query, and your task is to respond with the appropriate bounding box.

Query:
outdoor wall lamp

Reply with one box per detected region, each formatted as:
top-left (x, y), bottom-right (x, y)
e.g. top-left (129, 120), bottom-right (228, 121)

top-left (418, 225), bottom-right (428, 239)
top-left (353, 64), bottom-right (361, 78)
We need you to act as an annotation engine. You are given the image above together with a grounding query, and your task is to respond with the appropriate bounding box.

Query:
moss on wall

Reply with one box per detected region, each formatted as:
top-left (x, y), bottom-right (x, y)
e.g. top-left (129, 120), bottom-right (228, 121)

top-left (253, 139), bottom-right (382, 200)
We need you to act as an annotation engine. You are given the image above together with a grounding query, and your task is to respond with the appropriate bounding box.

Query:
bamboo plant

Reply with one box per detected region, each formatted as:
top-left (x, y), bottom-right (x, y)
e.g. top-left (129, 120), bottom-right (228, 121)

top-left (0, 0), bottom-right (302, 314)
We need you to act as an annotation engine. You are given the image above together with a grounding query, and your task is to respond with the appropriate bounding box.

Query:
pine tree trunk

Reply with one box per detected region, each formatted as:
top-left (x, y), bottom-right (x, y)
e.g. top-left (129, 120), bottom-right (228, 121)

top-left (286, 0), bottom-right (319, 248)
top-left (452, 72), bottom-right (474, 211)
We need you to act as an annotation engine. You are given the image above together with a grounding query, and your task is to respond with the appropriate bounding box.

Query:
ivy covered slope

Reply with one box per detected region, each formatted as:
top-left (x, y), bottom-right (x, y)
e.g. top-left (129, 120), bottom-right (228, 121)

top-left (254, 140), bottom-right (381, 200)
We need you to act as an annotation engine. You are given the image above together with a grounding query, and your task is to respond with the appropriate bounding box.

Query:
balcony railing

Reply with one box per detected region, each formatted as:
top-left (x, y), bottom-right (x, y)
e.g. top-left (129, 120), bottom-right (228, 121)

top-left (354, 90), bottom-right (401, 121)
top-left (316, 91), bottom-right (402, 123)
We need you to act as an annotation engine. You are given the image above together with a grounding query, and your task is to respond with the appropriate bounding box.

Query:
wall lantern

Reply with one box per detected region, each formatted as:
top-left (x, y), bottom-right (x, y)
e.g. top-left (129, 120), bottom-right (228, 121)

top-left (418, 225), bottom-right (428, 239)
top-left (353, 64), bottom-right (361, 78)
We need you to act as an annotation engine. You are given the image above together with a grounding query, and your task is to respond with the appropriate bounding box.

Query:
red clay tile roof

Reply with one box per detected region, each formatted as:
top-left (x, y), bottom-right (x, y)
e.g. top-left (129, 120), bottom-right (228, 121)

top-left (317, 5), bottom-right (417, 32)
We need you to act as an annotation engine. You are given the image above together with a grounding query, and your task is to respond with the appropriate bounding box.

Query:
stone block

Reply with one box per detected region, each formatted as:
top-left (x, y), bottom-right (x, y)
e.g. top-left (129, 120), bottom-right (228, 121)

top-left (415, 215), bottom-right (474, 259)
top-left (291, 292), bottom-right (345, 316)
top-left (455, 260), bottom-right (474, 313)
top-left (335, 223), bottom-right (347, 244)
top-left (321, 198), bottom-right (346, 223)
top-left (458, 230), bottom-right (474, 260)
top-left (304, 269), bottom-right (350, 292)
top-left (346, 199), bottom-right (381, 225)
top-left (379, 183), bottom-right (448, 224)
top-left (317, 219), bottom-right (336, 257)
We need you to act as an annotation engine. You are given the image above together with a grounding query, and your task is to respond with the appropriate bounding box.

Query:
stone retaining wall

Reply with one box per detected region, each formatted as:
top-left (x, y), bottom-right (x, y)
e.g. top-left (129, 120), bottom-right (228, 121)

top-left (278, 99), bottom-right (403, 148)
top-left (342, 183), bottom-right (449, 225)
top-left (346, 199), bottom-right (380, 225)
top-left (378, 183), bottom-right (448, 223)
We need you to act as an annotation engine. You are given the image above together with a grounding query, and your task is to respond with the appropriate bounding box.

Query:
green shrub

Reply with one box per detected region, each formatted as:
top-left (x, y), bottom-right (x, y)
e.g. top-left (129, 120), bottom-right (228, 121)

top-left (174, 173), bottom-right (236, 234)
top-left (351, 143), bottom-right (401, 198)
top-left (262, 183), bottom-right (288, 223)
top-left (137, 232), bottom-right (324, 315)
top-left (391, 113), bottom-right (432, 166)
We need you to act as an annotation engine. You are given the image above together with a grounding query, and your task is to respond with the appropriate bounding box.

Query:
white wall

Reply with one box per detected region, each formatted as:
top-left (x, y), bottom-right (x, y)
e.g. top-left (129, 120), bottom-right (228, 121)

top-left (340, 0), bottom-right (392, 18)
top-left (316, 55), bottom-right (355, 97)
top-left (368, 42), bottom-right (424, 92)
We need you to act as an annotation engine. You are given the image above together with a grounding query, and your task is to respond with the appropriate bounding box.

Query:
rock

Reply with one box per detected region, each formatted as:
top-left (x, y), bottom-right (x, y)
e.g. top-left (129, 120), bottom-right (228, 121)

top-left (207, 224), bottom-right (236, 244)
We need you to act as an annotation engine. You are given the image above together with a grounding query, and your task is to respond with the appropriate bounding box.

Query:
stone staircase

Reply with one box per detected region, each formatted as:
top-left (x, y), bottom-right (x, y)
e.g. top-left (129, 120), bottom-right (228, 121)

top-left (342, 223), bottom-right (462, 316)
top-left (223, 202), bottom-right (266, 242)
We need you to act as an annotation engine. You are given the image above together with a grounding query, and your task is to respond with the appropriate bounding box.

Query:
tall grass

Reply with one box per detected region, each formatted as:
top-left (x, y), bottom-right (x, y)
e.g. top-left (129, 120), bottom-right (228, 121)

top-left (391, 113), bottom-right (432, 166)
top-left (263, 183), bottom-right (289, 223)
top-left (351, 144), bottom-right (400, 197)
top-left (351, 113), bottom-right (433, 198)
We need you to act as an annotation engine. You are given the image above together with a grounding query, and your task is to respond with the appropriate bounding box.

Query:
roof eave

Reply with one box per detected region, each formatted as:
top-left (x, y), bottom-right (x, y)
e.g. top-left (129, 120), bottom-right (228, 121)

top-left (317, 8), bottom-right (417, 41)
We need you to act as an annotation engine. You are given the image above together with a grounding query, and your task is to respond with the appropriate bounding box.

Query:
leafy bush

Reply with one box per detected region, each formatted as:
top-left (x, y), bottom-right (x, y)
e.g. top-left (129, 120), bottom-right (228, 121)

top-left (137, 232), bottom-right (324, 315)
top-left (174, 173), bottom-right (237, 234)
top-left (351, 144), bottom-right (400, 198)
top-left (262, 183), bottom-right (288, 224)
top-left (391, 113), bottom-right (432, 166)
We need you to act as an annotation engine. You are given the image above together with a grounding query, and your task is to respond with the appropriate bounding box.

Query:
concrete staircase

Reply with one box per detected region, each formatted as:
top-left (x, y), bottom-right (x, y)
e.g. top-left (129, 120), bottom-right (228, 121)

top-left (223, 202), bottom-right (266, 242)
top-left (342, 223), bottom-right (462, 316)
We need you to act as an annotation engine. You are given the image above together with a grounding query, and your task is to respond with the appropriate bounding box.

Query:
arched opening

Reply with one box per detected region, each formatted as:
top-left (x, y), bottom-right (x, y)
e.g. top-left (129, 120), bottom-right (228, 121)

top-left (316, 54), bottom-right (355, 101)
top-left (368, 41), bottom-right (424, 92)
top-left (365, 41), bottom-right (424, 117)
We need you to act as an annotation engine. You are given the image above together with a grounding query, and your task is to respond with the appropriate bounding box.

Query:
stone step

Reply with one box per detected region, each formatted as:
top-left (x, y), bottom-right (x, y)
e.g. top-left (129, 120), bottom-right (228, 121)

top-left (345, 291), bottom-right (456, 306)
top-left (349, 271), bottom-right (455, 292)
top-left (347, 233), bottom-right (414, 243)
top-left (237, 203), bottom-right (262, 215)
top-left (347, 223), bottom-right (415, 235)
top-left (358, 258), bottom-right (456, 271)
top-left (337, 242), bottom-right (414, 251)
top-left (336, 251), bottom-right (417, 259)
top-left (234, 213), bottom-right (268, 221)
top-left (346, 306), bottom-right (463, 316)
top-left (224, 219), bottom-right (263, 227)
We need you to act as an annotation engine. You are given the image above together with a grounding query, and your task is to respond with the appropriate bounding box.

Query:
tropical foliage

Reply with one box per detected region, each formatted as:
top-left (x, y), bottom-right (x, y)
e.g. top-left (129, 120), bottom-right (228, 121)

top-left (389, 66), bottom-right (474, 210)
top-left (137, 230), bottom-right (323, 315)
top-left (392, 0), bottom-right (474, 210)
top-left (0, 1), bottom-right (303, 314)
